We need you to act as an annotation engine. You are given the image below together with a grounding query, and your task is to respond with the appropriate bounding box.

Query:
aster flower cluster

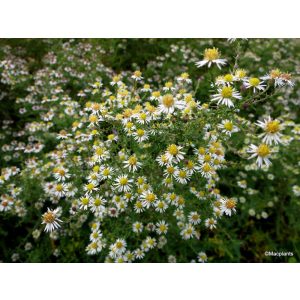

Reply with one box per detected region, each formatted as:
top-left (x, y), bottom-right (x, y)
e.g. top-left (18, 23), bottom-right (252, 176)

top-left (0, 39), bottom-right (299, 263)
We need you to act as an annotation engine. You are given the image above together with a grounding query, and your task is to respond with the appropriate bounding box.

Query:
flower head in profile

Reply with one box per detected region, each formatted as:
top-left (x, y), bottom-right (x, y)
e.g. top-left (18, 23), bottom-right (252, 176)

top-left (261, 69), bottom-right (294, 87)
top-left (131, 70), bottom-right (143, 81)
top-left (195, 47), bottom-right (227, 69)
top-left (197, 252), bottom-right (208, 263)
top-left (41, 208), bottom-right (62, 232)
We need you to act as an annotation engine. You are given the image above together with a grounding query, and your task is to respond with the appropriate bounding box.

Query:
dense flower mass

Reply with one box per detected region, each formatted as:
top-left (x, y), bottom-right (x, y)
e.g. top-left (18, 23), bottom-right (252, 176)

top-left (0, 38), bottom-right (299, 263)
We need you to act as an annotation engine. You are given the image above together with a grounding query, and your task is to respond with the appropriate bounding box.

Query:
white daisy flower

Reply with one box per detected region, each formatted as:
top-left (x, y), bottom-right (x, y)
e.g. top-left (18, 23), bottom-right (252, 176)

top-left (134, 200), bottom-right (144, 213)
top-left (156, 153), bottom-right (171, 167)
top-left (205, 218), bottom-right (217, 230)
top-left (99, 166), bottom-right (114, 180)
top-left (123, 155), bottom-right (142, 172)
top-left (197, 252), bottom-right (208, 263)
top-left (89, 195), bottom-right (106, 213)
top-left (220, 198), bottom-right (237, 216)
top-left (141, 84), bottom-right (152, 92)
top-left (79, 196), bottom-right (90, 210)
top-left (53, 168), bottom-right (71, 182)
top-left (215, 74), bottom-right (236, 86)
top-left (53, 183), bottom-right (68, 198)
top-left (188, 212), bottom-right (201, 225)
top-left (156, 221), bottom-right (169, 235)
top-left (165, 144), bottom-right (185, 164)
top-left (141, 190), bottom-right (157, 208)
top-left (248, 144), bottom-right (272, 168)
top-left (133, 129), bottom-right (149, 143)
top-left (41, 208), bottom-right (62, 232)
top-left (154, 200), bottom-right (168, 213)
top-left (114, 175), bottom-right (133, 192)
top-left (157, 94), bottom-right (185, 115)
top-left (162, 82), bottom-right (176, 92)
top-left (84, 182), bottom-right (98, 194)
top-left (218, 119), bottom-right (239, 136)
top-left (134, 111), bottom-right (151, 125)
top-left (195, 47), bottom-right (227, 69)
top-left (93, 146), bottom-right (109, 162)
top-left (131, 70), bottom-right (143, 81)
top-left (150, 91), bottom-right (161, 101)
top-left (109, 239), bottom-right (127, 258)
top-left (174, 168), bottom-right (192, 184)
top-left (211, 86), bottom-right (242, 108)
top-left (199, 163), bottom-right (214, 179)
top-left (176, 72), bottom-right (192, 84)
top-left (256, 116), bottom-right (283, 145)
top-left (261, 69), bottom-right (294, 88)
top-left (86, 240), bottom-right (105, 255)
top-left (132, 222), bottom-right (144, 233)
top-left (244, 77), bottom-right (266, 93)
top-left (180, 223), bottom-right (195, 240)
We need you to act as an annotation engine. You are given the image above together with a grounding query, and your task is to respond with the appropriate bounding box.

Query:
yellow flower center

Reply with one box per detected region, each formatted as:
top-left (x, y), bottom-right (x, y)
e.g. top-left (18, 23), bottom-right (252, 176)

top-left (180, 73), bottom-right (189, 79)
top-left (92, 103), bottom-right (100, 111)
top-left (204, 47), bottom-right (220, 61)
top-left (43, 212), bottom-right (55, 223)
top-left (136, 129), bottom-right (145, 137)
top-left (86, 183), bottom-right (95, 191)
top-left (225, 199), bottom-right (236, 209)
top-left (152, 91), bottom-right (160, 98)
top-left (235, 69), bottom-right (246, 78)
top-left (113, 75), bottom-right (120, 82)
top-left (137, 177), bottom-right (144, 185)
top-left (198, 147), bottom-right (205, 155)
top-left (119, 177), bottom-right (128, 185)
top-left (162, 94), bottom-right (175, 108)
top-left (116, 241), bottom-right (123, 249)
top-left (167, 166), bottom-right (175, 174)
top-left (94, 198), bottom-right (102, 206)
top-left (204, 154), bottom-right (211, 162)
top-left (270, 69), bottom-right (281, 78)
top-left (168, 144), bottom-right (178, 156)
top-left (266, 120), bottom-right (280, 133)
top-left (178, 170), bottom-right (187, 178)
top-left (146, 193), bottom-right (156, 202)
top-left (202, 163), bottom-right (211, 173)
top-left (102, 168), bottom-right (110, 176)
top-left (136, 201), bottom-right (142, 208)
top-left (139, 112), bottom-right (147, 120)
top-left (221, 86), bottom-right (233, 98)
top-left (187, 161), bottom-right (194, 169)
top-left (58, 169), bottom-right (65, 176)
top-left (256, 144), bottom-right (270, 157)
top-left (56, 184), bottom-right (63, 192)
top-left (224, 121), bottom-right (233, 131)
top-left (95, 148), bottom-right (104, 156)
top-left (128, 156), bottom-right (137, 166)
top-left (165, 82), bottom-right (173, 88)
top-left (224, 74), bottom-right (233, 82)
top-left (81, 197), bottom-right (89, 205)
top-left (249, 77), bottom-right (260, 87)
top-left (134, 71), bottom-right (142, 77)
